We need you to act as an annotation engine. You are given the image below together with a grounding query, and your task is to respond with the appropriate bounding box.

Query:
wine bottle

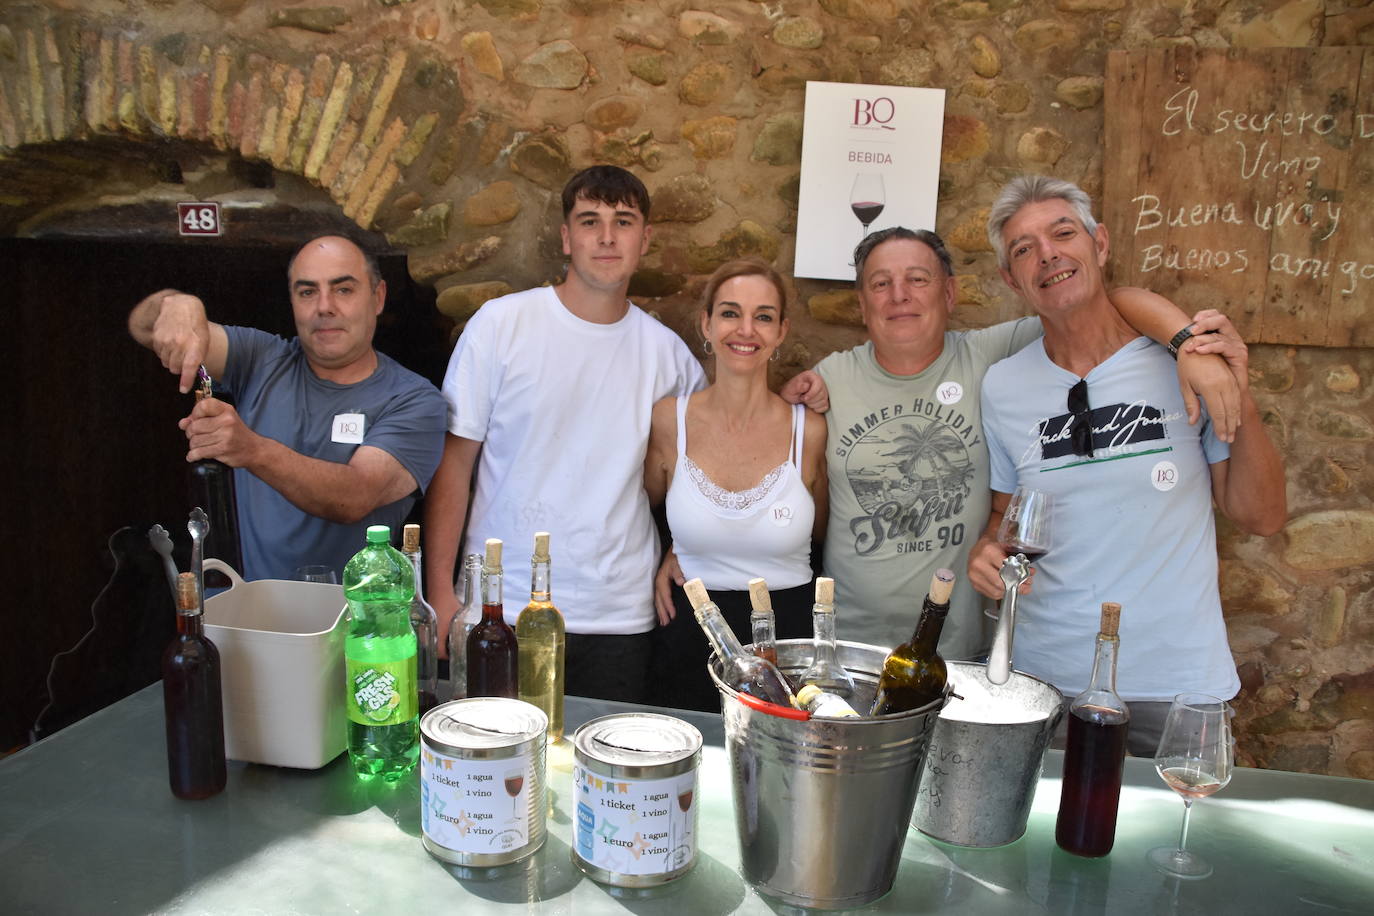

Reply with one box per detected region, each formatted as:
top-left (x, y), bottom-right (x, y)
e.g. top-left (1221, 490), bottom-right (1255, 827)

top-left (189, 372), bottom-right (242, 575)
top-left (869, 568), bottom-right (956, 716)
top-left (1056, 602), bottom-right (1130, 858)
top-left (747, 577), bottom-right (779, 668)
top-left (684, 578), bottom-right (796, 708)
top-left (798, 577), bottom-right (856, 697)
top-left (162, 571), bottom-right (227, 800)
top-left (401, 524), bottom-right (440, 715)
top-left (465, 538), bottom-right (518, 699)
top-left (447, 553), bottom-right (481, 700)
top-left (796, 684), bottom-right (860, 718)
top-left (516, 531), bottom-right (566, 741)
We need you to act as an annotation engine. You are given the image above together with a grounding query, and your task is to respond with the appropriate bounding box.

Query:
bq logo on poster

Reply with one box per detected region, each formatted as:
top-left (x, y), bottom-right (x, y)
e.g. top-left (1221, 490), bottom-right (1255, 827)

top-left (852, 96), bottom-right (896, 130)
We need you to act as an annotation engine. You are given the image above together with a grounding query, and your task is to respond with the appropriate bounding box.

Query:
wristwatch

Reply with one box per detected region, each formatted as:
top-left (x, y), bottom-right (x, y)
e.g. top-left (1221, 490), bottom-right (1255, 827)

top-left (1167, 325), bottom-right (1216, 358)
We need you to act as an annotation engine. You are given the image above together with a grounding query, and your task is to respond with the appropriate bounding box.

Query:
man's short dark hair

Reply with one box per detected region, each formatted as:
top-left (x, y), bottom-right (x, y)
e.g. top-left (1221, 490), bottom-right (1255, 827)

top-left (287, 235), bottom-right (383, 291)
top-left (852, 226), bottom-right (954, 286)
top-left (561, 165), bottom-right (651, 221)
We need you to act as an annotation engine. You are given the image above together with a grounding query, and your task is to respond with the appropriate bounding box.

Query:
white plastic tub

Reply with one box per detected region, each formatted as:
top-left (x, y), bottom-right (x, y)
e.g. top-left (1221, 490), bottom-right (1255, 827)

top-left (202, 559), bottom-right (347, 769)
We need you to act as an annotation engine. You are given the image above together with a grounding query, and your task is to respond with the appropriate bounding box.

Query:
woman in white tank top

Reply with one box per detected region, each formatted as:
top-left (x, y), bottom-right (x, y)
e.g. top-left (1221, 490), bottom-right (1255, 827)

top-left (644, 259), bottom-right (828, 711)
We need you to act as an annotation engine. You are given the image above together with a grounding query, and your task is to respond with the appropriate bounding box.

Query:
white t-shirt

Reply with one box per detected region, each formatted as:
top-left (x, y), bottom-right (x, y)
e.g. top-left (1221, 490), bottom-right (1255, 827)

top-left (442, 286), bottom-right (705, 635)
top-left (981, 337), bottom-right (1237, 702)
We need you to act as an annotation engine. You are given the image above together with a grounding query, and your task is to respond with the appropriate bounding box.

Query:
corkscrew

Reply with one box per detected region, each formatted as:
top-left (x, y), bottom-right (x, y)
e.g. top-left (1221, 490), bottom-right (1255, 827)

top-left (987, 554), bottom-right (1031, 686)
top-left (195, 364), bottom-right (213, 401)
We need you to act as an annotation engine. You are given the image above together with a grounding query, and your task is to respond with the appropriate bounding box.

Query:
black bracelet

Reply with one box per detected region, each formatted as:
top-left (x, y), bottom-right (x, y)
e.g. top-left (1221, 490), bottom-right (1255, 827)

top-left (1167, 326), bottom-right (1218, 358)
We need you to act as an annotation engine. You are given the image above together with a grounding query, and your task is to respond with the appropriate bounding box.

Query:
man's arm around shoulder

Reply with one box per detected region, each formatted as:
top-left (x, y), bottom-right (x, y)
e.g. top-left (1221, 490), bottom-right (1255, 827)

top-left (1208, 392), bottom-right (1286, 537)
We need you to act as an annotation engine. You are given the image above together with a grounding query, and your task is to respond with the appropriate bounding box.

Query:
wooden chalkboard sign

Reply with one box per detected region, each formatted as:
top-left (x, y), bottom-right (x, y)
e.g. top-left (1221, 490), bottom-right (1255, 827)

top-left (1104, 48), bottom-right (1372, 348)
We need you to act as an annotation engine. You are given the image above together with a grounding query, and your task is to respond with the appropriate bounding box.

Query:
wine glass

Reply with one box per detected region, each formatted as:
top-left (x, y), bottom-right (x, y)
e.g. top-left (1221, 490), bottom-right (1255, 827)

top-left (504, 769), bottom-right (524, 821)
top-left (850, 173), bottom-right (886, 246)
top-left (997, 486), bottom-right (1053, 563)
top-left (294, 565), bottom-right (337, 584)
top-left (985, 486), bottom-right (1053, 622)
top-left (1147, 693), bottom-right (1234, 879)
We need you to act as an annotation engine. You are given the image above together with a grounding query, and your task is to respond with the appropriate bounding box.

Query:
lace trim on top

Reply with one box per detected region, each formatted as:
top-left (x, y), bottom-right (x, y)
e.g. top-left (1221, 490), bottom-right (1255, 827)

top-left (682, 454), bottom-right (787, 511)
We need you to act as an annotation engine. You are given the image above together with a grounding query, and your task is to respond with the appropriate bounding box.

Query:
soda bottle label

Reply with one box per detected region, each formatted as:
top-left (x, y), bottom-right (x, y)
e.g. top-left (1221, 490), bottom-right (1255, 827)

top-left (347, 657), bottom-right (417, 726)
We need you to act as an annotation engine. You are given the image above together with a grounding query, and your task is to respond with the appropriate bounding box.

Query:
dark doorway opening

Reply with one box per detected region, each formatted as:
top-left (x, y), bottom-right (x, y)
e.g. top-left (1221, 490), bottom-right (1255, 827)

top-left (0, 237), bottom-right (448, 752)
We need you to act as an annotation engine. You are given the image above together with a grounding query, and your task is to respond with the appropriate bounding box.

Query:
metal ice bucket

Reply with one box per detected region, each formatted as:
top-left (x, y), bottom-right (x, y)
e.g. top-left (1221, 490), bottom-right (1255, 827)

top-left (912, 661), bottom-right (1064, 847)
top-left (710, 640), bottom-right (943, 910)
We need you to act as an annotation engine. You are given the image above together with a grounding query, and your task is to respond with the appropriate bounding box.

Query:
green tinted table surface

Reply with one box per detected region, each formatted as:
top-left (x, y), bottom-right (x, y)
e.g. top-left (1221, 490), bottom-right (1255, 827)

top-left (1, 685), bottom-right (1371, 914)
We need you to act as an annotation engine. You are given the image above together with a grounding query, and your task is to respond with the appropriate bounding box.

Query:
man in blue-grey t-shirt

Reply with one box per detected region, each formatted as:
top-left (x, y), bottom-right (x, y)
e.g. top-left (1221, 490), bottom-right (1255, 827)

top-left (129, 235), bottom-right (446, 581)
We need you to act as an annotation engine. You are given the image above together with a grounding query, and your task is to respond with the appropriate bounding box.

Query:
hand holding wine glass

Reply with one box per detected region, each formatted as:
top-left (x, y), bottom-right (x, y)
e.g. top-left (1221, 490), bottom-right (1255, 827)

top-left (1147, 693), bottom-right (1234, 879)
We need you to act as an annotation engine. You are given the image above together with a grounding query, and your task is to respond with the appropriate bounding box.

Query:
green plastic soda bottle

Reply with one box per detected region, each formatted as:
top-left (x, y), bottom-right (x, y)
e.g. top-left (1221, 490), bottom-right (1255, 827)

top-left (343, 525), bottom-right (419, 781)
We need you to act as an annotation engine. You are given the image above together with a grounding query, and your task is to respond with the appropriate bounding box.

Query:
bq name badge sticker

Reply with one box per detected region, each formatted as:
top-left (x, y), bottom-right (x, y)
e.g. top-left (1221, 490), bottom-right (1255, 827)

top-left (333, 413), bottom-right (365, 444)
top-left (1151, 460), bottom-right (1179, 492)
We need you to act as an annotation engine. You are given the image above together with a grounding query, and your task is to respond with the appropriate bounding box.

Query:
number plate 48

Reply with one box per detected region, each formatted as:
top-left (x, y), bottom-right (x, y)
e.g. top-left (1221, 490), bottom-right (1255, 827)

top-left (177, 202), bottom-right (222, 237)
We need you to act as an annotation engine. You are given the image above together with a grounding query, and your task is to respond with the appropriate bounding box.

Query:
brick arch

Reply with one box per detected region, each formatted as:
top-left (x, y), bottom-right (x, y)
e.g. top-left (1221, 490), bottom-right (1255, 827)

top-left (0, 10), bottom-right (449, 234)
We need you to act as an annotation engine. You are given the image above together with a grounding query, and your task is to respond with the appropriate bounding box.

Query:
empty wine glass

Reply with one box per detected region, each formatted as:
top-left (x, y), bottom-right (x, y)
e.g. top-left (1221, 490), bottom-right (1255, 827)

top-left (294, 565), bottom-right (337, 584)
top-left (1147, 693), bottom-right (1234, 879)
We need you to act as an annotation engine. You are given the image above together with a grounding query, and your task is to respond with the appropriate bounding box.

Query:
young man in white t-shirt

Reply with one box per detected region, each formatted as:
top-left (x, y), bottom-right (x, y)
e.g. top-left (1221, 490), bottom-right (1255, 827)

top-left (424, 166), bottom-right (705, 703)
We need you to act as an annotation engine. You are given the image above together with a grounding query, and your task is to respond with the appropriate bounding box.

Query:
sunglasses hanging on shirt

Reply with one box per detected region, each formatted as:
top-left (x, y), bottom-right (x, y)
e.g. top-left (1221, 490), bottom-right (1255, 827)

top-left (1068, 378), bottom-right (1094, 458)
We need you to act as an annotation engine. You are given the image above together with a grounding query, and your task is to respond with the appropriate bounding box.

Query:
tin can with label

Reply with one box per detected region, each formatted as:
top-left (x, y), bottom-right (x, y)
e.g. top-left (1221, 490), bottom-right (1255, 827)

top-left (420, 698), bottom-right (547, 866)
top-left (572, 713), bottom-right (703, 887)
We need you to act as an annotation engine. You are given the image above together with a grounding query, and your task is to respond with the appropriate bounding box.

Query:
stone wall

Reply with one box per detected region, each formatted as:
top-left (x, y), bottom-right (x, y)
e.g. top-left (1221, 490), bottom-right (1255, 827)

top-left (1, 0), bottom-right (1369, 777)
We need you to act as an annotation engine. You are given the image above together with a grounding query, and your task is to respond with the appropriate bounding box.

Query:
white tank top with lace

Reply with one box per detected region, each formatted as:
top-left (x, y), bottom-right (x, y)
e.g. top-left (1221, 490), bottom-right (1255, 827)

top-left (666, 396), bottom-right (815, 590)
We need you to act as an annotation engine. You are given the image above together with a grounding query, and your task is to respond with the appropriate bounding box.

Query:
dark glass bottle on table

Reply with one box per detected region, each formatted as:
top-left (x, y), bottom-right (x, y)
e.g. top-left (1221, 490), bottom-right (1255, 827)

top-left (1056, 601), bottom-right (1130, 858)
top-left (466, 538), bottom-right (519, 699)
top-left (869, 568), bottom-right (955, 716)
top-left (685, 578), bottom-right (796, 708)
top-left (401, 524), bottom-right (440, 714)
top-left (189, 370), bottom-right (242, 575)
top-left (162, 571), bottom-right (227, 800)
top-left (516, 532), bottom-right (565, 740)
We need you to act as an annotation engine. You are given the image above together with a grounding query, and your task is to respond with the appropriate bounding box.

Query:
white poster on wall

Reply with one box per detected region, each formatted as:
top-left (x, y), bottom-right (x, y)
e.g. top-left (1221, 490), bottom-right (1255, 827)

top-left (794, 81), bottom-right (946, 281)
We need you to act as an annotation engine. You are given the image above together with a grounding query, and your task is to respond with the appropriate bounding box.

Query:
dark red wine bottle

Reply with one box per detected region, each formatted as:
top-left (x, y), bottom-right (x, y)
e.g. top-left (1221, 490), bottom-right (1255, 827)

top-left (1056, 602), bottom-right (1129, 857)
top-left (465, 538), bottom-right (518, 699)
top-left (163, 572), bottom-right (227, 800)
top-left (190, 385), bottom-right (243, 574)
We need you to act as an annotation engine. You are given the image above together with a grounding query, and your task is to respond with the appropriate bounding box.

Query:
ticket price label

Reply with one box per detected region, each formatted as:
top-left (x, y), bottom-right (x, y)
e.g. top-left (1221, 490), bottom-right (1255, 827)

top-left (421, 749), bottom-right (531, 855)
top-left (573, 765), bottom-right (697, 877)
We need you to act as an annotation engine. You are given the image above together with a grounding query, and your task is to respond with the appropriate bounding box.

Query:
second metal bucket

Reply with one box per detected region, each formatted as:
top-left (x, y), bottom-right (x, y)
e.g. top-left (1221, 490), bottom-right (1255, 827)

top-left (912, 661), bottom-right (1064, 847)
top-left (711, 640), bottom-right (943, 910)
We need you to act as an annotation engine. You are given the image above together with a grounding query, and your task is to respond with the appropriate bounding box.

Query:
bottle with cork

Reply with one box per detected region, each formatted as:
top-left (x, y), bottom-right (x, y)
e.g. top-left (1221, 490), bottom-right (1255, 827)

top-left (1056, 601), bottom-right (1130, 857)
top-left (516, 531), bottom-right (565, 740)
top-left (465, 538), bottom-right (519, 699)
top-left (869, 569), bottom-right (956, 716)
top-left (188, 366), bottom-right (242, 574)
top-left (798, 576), bottom-right (856, 698)
top-left (162, 570), bottom-right (227, 799)
top-left (400, 524), bottom-right (440, 714)
top-left (685, 578), bottom-right (796, 708)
